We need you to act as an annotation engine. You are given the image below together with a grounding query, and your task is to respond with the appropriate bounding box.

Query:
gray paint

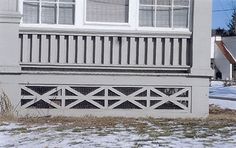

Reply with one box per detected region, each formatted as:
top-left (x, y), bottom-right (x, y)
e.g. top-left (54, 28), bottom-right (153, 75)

top-left (191, 0), bottom-right (212, 76)
top-left (0, 0), bottom-right (212, 118)
top-left (0, 0), bottom-right (21, 73)
top-left (0, 0), bottom-right (18, 12)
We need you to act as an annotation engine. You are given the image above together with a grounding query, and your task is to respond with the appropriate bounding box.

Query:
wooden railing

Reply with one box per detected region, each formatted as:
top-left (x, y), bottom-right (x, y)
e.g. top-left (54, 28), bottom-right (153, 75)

top-left (19, 29), bottom-right (191, 73)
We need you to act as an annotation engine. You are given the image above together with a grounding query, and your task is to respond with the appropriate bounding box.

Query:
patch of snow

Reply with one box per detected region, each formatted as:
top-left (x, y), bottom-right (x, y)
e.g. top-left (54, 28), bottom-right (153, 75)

top-left (210, 81), bottom-right (224, 87)
top-left (210, 81), bottom-right (236, 110)
top-left (209, 99), bottom-right (236, 110)
top-left (0, 123), bottom-right (22, 130)
top-left (210, 85), bottom-right (236, 99)
top-left (0, 122), bottom-right (236, 148)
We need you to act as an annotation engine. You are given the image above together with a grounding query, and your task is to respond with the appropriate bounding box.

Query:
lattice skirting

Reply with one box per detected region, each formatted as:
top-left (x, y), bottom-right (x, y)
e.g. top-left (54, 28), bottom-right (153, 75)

top-left (20, 85), bottom-right (192, 112)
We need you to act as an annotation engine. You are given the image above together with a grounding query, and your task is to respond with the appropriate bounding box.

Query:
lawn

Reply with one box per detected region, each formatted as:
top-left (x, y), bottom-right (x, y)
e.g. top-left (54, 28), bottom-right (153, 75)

top-left (0, 106), bottom-right (236, 148)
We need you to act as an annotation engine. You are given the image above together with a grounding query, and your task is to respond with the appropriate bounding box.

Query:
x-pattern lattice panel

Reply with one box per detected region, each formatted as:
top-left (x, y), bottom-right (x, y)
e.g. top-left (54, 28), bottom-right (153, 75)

top-left (20, 85), bottom-right (191, 112)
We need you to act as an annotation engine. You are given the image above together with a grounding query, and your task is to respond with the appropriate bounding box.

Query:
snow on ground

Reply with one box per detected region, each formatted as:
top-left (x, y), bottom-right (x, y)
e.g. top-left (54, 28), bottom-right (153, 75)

top-left (0, 121), bottom-right (236, 148)
top-left (210, 81), bottom-right (236, 110)
top-left (209, 99), bottom-right (236, 110)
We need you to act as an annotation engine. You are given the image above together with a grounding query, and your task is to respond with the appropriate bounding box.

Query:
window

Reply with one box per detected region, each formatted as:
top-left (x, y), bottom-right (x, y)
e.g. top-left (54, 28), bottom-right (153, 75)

top-left (86, 0), bottom-right (129, 23)
top-left (139, 0), bottom-right (190, 28)
top-left (23, 0), bottom-right (75, 25)
top-left (21, 0), bottom-right (191, 30)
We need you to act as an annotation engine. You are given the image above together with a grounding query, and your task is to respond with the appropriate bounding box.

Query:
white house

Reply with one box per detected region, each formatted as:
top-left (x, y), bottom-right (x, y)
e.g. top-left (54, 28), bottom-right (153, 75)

top-left (0, 0), bottom-right (212, 118)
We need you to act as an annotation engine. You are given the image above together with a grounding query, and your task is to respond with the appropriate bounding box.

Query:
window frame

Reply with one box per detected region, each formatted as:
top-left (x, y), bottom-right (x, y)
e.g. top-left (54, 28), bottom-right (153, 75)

top-left (19, 0), bottom-right (76, 25)
top-left (84, 0), bottom-right (131, 26)
top-left (19, 0), bottom-right (192, 33)
top-left (138, 0), bottom-right (191, 30)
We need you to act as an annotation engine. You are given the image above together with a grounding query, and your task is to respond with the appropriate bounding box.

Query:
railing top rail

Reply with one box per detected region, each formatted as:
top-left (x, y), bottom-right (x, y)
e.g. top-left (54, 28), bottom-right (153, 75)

top-left (19, 27), bottom-right (192, 38)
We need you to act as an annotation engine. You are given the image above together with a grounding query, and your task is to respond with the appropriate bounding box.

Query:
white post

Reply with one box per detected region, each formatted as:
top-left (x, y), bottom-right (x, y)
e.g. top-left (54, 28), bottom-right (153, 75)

top-left (0, 0), bottom-right (21, 73)
top-left (191, 0), bottom-right (213, 76)
top-left (190, 0), bottom-right (212, 117)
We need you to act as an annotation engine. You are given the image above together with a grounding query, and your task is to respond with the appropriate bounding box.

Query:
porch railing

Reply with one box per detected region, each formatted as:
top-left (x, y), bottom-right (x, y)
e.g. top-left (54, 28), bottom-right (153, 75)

top-left (19, 29), bottom-right (191, 73)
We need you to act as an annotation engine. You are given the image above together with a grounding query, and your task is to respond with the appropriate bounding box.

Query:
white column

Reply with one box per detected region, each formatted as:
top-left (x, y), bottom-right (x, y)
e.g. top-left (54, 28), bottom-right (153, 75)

top-left (191, 0), bottom-right (213, 76)
top-left (0, 0), bottom-right (21, 73)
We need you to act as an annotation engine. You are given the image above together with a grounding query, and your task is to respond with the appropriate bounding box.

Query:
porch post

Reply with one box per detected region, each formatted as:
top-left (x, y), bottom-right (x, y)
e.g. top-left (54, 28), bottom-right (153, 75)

top-left (190, 0), bottom-right (212, 117)
top-left (0, 0), bottom-right (21, 73)
top-left (191, 0), bottom-right (212, 76)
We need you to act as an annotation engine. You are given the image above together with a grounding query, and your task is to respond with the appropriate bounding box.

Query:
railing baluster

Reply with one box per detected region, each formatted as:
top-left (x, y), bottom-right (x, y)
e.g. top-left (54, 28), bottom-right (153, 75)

top-left (41, 35), bottom-right (49, 63)
top-left (173, 38), bottom-right (180, 66)
top-left (129, 37), bottom-right (136, 65)
top-left (155, 38), bottom-right (162, 66)
top-left (103, 37), bottom-right (110, 65)
top-left (112, 37), bottom-right (119, 65)
top-left (77, 36), bottom-right (84, 64)
top-left (138, 38), bottom-right (145, 65)
top-left (59, 35), bottom-right (67, 64)
top-left (50, 35), bottom-right (58, 64)
top-left (95, 36), bottom-right (102, 64)
top-left (22, 34), bottom-right (30, 63)
top-left (147, 38), bottom-right (154, 66)
top-left (121, 37), bottom-right (128, 65)
top-left (182, 38), bottom-right (187, 66)
top-left (164, 38), bottom-right (171, 66)
top-left (86, 36), bottom-right (93, 64)
top-left (32, 34), bottom-right (40, 63)
top-left (68, 35), bottom-right (76, 64)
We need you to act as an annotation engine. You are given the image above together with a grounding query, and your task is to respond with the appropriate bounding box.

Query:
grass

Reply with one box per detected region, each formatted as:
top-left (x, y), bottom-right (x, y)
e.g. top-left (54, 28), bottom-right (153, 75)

top-left (0, 105), bottom-right (236, 137)
top-left (0, 105), bottom-right (236, 126)
top-left (0, 106), bottom-right (236, 147)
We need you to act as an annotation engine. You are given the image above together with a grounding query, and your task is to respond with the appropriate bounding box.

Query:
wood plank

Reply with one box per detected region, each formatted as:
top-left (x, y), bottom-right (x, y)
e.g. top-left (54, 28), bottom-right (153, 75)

top-left (68, 36), bottom-right (76, 64)
top-left (155, 38), bottom-right (162, 66)
top-left (31, 34), bottom-right (39, 63)
top-left (129, 37), bottom-right (137, 65)
top-left (182, 38), bottom-right (187, 66)
top-left (59, 35), bottom-right (67, 64)
top-left (41, 35), bottom-right (49, 63)
top-left (19, 35), bottom-right (23, 62)
top-left (86, 36), bottom-right (93, 64)
top-left (138, 38), bottom-right (145, 65)
top-left (173, 38), bottom-right (180, 66)
top-left (121, 37), bottom-right (128, 65)
top-left (95, 36), bottom-right (102, 64)
top-left (22, 34), bottom-right (30, 63)
top-left (164, 38), bottom-right (171, 66)
top-left (112, 37), bottom-right (119, 65)
top-left (103, 37), bottom-right (110, 65)
top-left (77, 36), bottom-right (85, 64)
top-left (147, 38), bottom-right (154, 66)
top-left (50, 35), bottom-right (58, 64)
